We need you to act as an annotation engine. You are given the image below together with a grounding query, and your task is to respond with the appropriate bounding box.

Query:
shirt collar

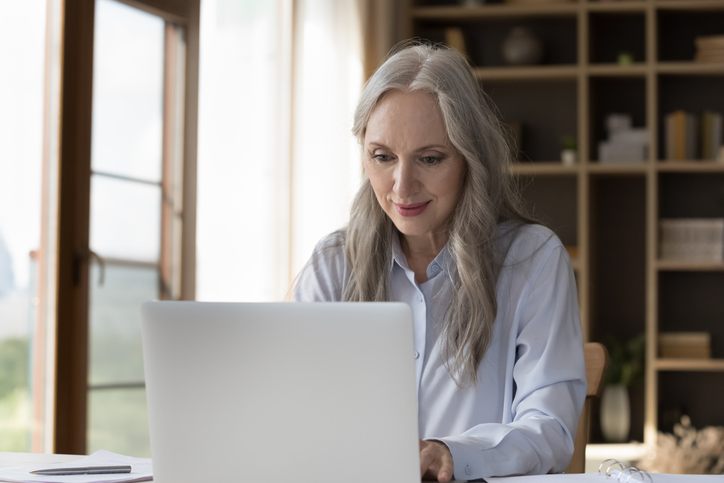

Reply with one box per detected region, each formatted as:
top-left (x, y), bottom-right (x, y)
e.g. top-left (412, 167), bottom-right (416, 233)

top-left (390, 230), bottom-right (455, 278)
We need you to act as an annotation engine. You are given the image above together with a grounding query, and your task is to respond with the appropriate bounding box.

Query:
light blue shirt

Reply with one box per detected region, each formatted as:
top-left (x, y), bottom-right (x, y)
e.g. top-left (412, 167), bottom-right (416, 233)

top-left (292, 223), bottom-right (587, 479)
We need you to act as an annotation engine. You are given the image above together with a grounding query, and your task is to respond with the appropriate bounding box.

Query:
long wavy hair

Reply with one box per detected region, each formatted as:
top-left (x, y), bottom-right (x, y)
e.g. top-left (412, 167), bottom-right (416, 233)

top-left (343, 42), bottom-right (534, 387)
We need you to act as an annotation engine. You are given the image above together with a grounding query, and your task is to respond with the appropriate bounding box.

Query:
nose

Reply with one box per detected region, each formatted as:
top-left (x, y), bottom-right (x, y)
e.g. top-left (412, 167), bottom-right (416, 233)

top-left (393, 157), bottom-right (419, 201)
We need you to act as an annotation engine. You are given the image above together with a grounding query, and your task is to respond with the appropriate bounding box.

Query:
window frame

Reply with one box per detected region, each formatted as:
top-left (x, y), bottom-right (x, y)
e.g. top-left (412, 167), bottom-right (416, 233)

top-left (54, 0), bottom-right (199, 455)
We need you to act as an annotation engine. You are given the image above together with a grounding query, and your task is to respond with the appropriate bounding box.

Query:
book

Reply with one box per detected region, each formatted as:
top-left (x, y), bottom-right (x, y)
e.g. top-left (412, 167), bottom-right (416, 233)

top-left (444, 28), bottom-right (466, 55)
top-left (712, 112), bottom-right (723, 162)
top-left (695, 34), bottom-right (724, 51)
top-left (673, 110), bottom-right (686, 161)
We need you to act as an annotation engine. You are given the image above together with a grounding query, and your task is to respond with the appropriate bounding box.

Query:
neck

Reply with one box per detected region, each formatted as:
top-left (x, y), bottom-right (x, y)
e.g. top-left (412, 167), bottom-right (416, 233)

top-left (400, 231), bottom-right (448, 270)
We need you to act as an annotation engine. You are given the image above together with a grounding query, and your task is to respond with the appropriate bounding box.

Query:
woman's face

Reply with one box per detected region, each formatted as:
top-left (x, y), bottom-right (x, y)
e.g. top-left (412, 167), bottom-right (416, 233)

top-left (363, 90), bottom-right (466, 246)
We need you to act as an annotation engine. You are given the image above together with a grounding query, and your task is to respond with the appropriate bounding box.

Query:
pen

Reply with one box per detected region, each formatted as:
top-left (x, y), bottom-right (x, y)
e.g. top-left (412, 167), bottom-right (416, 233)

top-left (30, 465), bottom-right (132, 476)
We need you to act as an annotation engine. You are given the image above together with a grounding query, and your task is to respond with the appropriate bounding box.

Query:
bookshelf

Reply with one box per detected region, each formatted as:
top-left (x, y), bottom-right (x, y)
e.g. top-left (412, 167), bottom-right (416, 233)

top-left (401, 0), bottom-right (724, 448)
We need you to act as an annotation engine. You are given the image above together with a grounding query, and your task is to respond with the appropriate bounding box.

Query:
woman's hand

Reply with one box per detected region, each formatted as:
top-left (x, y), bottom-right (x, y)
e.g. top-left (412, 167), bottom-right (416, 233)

top-left (419, 439), bottom-right (454, 482)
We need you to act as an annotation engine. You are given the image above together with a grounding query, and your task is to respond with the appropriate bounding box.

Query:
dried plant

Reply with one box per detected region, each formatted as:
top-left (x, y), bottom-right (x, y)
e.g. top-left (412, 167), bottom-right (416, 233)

top-left (638, 416), bottom-right (724, 474)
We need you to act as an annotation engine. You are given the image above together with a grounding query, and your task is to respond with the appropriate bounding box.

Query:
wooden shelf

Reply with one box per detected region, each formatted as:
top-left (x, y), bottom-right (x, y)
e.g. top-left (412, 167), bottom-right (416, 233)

top-left (406, 0), bottom-right (724, 447)
top-left (412, 4), bottom-right (579, 20)
top-left (511, 162), bottom-right (579, 175)
top-left (655, 358), bottom-right (724, 372)
top-left (587, 163), bottom-right (649, 174)
top-left (587, 1), bottom-right (648, 12)
top-left (587, 64), bottom-right (648, 77)
top-left (657, 161), bottom-right (724, 172)
top-left (656, 260), bottom-right (724, 271)
top-left (657, 62), bottom-right (724, 75)
top-left (655, 0), bottom-right (724, 11)
top-left (473, 65), bottom-right (578, 81)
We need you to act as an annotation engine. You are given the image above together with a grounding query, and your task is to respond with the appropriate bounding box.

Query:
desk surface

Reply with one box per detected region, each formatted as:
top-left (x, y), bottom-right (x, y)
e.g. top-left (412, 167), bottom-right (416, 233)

top-left (0, 452), bottom-right (83, 468)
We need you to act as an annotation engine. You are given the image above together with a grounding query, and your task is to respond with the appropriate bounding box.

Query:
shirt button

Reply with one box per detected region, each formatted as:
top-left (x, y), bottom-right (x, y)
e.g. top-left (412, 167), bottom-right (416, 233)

top-left (432, 265), bottom-right (439, 272)
top-left (465, 465), bottom-right (472, 476)
top-left (414, 351), bottom-right (420, 359)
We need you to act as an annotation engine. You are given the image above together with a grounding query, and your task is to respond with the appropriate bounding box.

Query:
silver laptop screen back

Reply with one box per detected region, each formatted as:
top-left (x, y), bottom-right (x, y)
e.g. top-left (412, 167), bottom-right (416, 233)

top-left (142, 302), bottom-right (420, 483)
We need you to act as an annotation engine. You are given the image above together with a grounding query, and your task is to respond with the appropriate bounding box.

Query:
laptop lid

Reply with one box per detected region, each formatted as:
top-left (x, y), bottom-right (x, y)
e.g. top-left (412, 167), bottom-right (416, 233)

top-left (141, 301), bottom-right (420, 483)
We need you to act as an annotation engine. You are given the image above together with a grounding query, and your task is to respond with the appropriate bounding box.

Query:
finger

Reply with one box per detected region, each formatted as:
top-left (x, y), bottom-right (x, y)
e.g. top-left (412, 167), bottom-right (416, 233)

top-left (437, 455), bottom-right (454, 482)
top-left (419, 446), bottom-right (435, 477)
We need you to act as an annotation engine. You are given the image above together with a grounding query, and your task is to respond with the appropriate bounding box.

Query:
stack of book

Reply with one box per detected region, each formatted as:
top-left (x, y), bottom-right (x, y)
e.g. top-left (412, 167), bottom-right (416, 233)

top-left (695, 35), bottom-right (724, 63)
top-left (660, 218), bottom-right (724, 262)
top-left (664, 110), bottom-right (723, 161)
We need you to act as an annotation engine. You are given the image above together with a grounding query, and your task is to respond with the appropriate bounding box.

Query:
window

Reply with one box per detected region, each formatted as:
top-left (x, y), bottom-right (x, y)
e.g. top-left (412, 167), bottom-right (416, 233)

top-left (0, 0), bottom-right (62, 453)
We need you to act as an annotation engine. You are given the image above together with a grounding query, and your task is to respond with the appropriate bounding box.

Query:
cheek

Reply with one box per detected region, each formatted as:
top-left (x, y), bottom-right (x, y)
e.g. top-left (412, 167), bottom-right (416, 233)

top-left (365, 166), bottom-right (391, 201)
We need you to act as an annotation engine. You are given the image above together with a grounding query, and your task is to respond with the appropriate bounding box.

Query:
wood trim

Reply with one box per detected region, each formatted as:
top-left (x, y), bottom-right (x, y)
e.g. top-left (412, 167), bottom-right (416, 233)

top-left (54, 0), bottom-right (95, 455)
top-left (161, 23), bottom-right (177, 301)
top-left (644, 2), bottom-right (659, 446)
top-left (181, 0), bottom-right (199, 301)
top-left (114, 0), bottom-right (188, 25)
top-left (412, 4), bottom-right (579, 19)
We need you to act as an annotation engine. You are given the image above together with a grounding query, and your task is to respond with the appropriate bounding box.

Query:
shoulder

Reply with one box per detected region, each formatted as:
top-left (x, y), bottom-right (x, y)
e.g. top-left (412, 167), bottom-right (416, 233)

top-left (292, 230), bottom-right (347, 302)
top-left (497, 222), bottom-right (565, 263)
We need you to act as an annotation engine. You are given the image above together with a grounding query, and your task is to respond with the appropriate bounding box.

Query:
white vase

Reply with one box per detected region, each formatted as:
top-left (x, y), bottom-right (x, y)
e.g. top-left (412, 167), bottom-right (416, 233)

top-left (561, 149), bottom-right (577, 166)
top-left (600, 384), bottom-right (631, 443)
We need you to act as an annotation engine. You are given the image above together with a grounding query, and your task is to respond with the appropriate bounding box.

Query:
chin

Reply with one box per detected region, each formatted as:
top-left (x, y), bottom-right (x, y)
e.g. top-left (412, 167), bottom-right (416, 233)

top-left (390, 219), bottom-right (432, 238)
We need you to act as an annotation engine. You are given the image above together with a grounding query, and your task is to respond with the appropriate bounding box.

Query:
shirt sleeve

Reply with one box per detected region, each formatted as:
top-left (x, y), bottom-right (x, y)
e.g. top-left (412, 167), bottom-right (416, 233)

top-left (291, 233), bottom-right (346, 302)
top-left (434, 245), bottom-right (587, 479)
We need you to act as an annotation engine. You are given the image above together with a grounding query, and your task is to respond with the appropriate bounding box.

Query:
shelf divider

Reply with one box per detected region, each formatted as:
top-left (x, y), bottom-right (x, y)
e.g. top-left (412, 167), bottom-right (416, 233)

top-left (655, 358), bottom-right (724, 371)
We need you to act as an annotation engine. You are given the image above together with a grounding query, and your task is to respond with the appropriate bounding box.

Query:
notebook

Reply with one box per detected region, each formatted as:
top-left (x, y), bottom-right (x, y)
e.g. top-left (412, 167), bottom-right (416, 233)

top-left (141, 301), bottom-right (420, 483)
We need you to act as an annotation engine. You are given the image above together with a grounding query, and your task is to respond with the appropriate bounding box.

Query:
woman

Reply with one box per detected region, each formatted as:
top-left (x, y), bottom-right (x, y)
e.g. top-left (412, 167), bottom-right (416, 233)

top-left (293, 43), bottom-right (586, 481)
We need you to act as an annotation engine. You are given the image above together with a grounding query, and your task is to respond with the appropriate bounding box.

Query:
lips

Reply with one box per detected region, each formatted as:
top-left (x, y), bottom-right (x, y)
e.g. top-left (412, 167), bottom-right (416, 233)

top-left (394, 201), bottom-right (430, 217)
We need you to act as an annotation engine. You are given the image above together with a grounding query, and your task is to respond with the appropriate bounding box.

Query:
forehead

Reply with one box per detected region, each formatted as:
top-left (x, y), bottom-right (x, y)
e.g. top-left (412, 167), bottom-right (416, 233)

top-left (365, 90), bottom-right (449, 147)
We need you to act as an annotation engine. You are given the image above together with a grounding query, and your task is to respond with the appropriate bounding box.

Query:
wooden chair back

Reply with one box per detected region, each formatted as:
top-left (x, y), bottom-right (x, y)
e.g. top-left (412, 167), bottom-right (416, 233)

top-left (565, 342), bottom-right (609, 473)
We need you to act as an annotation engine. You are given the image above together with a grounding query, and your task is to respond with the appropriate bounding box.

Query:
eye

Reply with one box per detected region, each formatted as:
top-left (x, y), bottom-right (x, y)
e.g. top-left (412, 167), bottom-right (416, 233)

top-left (373, 154), bottom-right (392, 162)
top-left (422, 156), bottom-right (440, 165)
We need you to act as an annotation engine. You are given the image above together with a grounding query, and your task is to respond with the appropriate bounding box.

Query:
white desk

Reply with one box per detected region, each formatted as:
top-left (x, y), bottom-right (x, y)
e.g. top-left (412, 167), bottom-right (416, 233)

top-left (0, 453), bottom-right (81, 468)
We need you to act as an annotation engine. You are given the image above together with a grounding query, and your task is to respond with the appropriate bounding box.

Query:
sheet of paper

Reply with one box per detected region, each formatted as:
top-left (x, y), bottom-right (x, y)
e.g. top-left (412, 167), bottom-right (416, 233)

top-left (0, 450), bottom-right (152, 483)
top-left (485, 470), bottom-right (724, 482)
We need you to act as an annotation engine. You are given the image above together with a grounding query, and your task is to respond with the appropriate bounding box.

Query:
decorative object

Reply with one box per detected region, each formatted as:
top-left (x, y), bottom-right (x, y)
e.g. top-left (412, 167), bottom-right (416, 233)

top-left (560, 136), bottom-right (577, 165)
top-left (502, 27), bottom-right (543, 66)
top-left (600, 333), bottom-right (645, 443)
top-left (600, 385), bottom-right (630, 443)
top-left (638, 416), bottom-right (724, 475)
top-left (598, 113), bottom-right (649, 163)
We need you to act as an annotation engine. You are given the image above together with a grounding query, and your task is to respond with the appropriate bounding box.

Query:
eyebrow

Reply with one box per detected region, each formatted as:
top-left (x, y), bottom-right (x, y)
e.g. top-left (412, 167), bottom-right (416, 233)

top-left (367, 142), bottom-right (449, 152)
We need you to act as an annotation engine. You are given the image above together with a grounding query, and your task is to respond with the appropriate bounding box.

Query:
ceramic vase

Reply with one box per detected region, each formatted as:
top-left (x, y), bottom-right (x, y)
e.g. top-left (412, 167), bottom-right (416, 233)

top-left (561, 149), bottom-right (577, 166)
top-left (502, 27), bottom-right (543, 65)
top-left (600, 384), bottom-right (630, 443)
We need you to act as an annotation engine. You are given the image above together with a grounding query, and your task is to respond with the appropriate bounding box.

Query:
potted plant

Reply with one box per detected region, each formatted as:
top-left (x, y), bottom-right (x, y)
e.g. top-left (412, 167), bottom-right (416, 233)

top-left (560, 136), bottom-right (577, 165)
top-left (600, 333), bottom-right (645, 443)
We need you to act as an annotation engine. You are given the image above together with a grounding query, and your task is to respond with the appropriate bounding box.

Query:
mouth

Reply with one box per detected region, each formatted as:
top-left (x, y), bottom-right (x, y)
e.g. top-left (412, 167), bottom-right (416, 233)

top-left (394, 201), bottom-right (431, 217)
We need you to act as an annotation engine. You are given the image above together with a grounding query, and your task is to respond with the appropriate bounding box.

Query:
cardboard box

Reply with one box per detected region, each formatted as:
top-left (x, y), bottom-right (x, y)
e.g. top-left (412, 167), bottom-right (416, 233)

top-left (658, 332), bottom-right (711, 359)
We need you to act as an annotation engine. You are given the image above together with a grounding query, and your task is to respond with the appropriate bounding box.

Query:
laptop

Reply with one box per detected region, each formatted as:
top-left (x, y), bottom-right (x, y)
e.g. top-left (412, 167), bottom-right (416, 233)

top-left (141, 301), bottom-right (420, 483)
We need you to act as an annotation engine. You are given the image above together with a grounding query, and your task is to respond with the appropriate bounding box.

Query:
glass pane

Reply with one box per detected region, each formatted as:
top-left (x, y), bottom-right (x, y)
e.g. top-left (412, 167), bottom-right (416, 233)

top-left (90, 175), bottom-right (161, 262)
top-left (0, 0), bottom-right (52, 452)
top-left (89, 263), bottom-right (157, 386)
top-left (87, 388), bottom-right (150, 457)
top-left (92, 0), bottom-right (164, 183)
top-left (197, 0), bottom-right (284, 302)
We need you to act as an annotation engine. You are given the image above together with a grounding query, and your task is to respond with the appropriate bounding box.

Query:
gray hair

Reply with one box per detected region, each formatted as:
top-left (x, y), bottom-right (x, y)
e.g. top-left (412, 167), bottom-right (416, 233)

top-left (343, 42), bottom-right (533, 387)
